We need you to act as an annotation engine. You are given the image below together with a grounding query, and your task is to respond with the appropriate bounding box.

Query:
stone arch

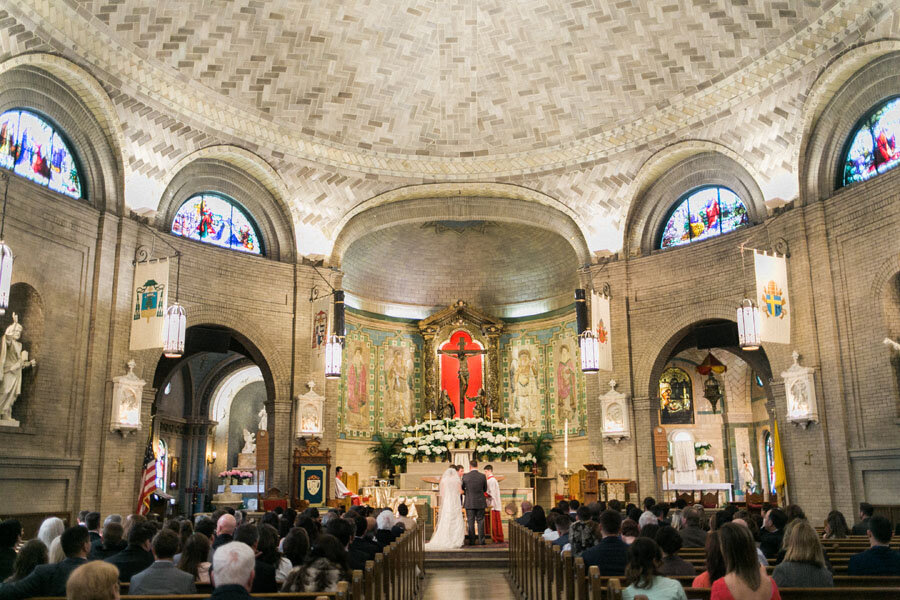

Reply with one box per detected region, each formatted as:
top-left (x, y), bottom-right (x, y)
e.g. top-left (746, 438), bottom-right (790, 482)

top-left (798, 42), bottom-right (900, 204)
top-left (329, 184), bottom-right (591, 268)
top-left (622, 141), bottom-right (766, 257)
top-left (157, 146), bottom-right (295, 262)
top-left (634, 301), bottom-right (775, 403)
top-left (0, 53), bottom-right (125, 214)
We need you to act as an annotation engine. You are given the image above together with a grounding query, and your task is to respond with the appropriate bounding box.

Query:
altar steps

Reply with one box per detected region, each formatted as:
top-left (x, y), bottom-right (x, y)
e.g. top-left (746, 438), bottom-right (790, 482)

top-left (424, 547), bottom-right (509, 570)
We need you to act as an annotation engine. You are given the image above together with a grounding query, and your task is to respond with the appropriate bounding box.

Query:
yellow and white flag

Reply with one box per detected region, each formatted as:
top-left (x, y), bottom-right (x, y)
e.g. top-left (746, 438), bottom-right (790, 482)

top-left (591, 291), bottom-right (613, 371)
top-left (754, 251), bottom-right (790, 344)
top-left (129, 258), bottom-right (169, 351)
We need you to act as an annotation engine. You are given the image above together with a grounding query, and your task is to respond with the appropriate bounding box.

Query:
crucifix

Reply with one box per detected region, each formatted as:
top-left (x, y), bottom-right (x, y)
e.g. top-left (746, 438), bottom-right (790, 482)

top-left (439, 336), bottom-right (487, 418)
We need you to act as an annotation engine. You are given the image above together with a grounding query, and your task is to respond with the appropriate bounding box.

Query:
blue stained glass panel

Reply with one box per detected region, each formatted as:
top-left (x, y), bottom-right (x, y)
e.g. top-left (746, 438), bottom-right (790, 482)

top-left (842, 97), bottom-right (900, 186)
top-left (171, 193), bottom-right (263, 255)
top-left (659, 186), bottom-right (750, 249)
top-left (0, 110), bottom-right (81, 199)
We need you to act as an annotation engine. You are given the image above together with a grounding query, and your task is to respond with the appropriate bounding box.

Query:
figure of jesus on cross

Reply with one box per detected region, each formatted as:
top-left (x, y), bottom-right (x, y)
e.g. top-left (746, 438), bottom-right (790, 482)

top-left (439, 335), bottom-right (487, 418)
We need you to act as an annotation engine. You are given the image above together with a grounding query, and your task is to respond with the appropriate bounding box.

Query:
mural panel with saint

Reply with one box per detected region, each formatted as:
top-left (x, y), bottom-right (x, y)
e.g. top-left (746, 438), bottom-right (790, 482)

top-left (344, 337), bottom-right (372, 433)
top-left (506, 343), bottom-right (543, 430)
top-left (381, 344), bottom-right (415, 429)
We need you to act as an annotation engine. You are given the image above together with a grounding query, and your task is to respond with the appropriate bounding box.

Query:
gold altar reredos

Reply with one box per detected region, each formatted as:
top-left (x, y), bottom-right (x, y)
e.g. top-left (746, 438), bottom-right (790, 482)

top-left (417, 300), bottom-right (504, 418)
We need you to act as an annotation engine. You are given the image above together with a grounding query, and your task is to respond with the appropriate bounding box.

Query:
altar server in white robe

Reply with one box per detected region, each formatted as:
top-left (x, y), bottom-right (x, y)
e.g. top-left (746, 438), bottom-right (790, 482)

top-left (484, 465), bottom-right (504, 543)
top-left (333, 466), bottom-right (360, 505)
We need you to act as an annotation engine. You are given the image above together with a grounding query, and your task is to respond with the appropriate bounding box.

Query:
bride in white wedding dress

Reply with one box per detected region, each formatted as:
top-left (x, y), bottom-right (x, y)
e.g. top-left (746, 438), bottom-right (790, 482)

top-left (424, 466), bottom-right (465, 550)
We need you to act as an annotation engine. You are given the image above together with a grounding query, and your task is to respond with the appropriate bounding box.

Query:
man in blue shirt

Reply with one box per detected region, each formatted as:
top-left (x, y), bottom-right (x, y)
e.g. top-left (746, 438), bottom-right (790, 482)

top-left (580, 510), bottom-right (628, 576)
top-left (848, 515), bottom-right (900, 576)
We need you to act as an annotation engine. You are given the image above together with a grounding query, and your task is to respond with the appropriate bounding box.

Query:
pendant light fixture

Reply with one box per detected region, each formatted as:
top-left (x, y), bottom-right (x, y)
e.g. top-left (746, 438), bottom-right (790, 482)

top-left (325, 290), bottom-right (345, 379)
top-left (0, 174), bottom-right (13, 316)
top-left (579, 330), bottom-right (600, 373)
top-left (163, 253), bottom-right (186, 358)
top-left (737, 246), bottom-right (760, 350)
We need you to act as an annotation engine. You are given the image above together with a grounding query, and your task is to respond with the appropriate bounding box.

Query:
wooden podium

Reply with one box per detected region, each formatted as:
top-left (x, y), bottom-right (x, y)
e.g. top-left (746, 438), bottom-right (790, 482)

top-left (291, 438), bottom-right (331, 509)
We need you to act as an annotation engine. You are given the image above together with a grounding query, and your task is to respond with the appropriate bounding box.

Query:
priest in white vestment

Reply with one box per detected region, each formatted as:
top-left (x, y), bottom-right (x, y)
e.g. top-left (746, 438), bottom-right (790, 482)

top-left (484, 465), bottom-right (503, 543)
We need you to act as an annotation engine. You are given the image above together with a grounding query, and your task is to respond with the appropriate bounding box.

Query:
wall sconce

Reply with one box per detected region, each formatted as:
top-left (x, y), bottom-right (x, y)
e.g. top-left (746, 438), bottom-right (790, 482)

top-left (206, 451), bottom-right (217, 465)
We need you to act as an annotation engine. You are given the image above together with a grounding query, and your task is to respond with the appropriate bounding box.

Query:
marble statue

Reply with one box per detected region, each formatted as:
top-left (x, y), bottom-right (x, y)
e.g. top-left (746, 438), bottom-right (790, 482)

top-left (0, 314), bottom-right (36, 426)
top-left (241, 428), bottom-right (256, 454)
top-left (257, 406), bottom-right (267, 431)
top-left (741, 452), bottom-right (757, 493)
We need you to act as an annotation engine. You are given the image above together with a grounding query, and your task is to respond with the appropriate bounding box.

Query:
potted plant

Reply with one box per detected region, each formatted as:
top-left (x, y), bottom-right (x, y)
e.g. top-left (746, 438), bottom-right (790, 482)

top-left (367, 436), bottom-right (401, 478)
top-left (524, 432), bottom-right (554, 476)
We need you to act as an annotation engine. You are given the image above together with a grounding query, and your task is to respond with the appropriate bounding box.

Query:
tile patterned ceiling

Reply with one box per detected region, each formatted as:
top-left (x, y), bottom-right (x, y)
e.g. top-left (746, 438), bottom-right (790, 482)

top-left (71, 0), bottom-right (827, 157)
top-left (0, 0), bottom-right (895, 256)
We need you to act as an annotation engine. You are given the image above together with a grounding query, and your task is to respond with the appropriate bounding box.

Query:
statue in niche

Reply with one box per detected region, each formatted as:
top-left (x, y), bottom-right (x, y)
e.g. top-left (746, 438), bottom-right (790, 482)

top-left (0, 314), bottom-right (36, 426)
top-left (741, 452), bottom-right (757, 494)
top-left (787, 380), bottom-right (810, 419)
top-left (885, 338), bottom-right (900, 397)
top-left (241, 428), bottom-right (256, 454)
top-left (383, 346), bottom-right (414, 429)
top-left (604, 403), bottom-right (625, 432)
top-left (300, 404), bottom-right (320, 433)
top-left (510, 347), bottom-right (541, 428)
top-left (257, 406), bottom-right (268, 431)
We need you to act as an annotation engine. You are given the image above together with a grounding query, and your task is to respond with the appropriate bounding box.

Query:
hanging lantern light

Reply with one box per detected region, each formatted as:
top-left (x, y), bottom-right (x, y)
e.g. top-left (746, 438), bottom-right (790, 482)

top-left (324, 334), bottom-right (343, 379)
top-left (697, 352), bottom-right (727, 413)
top-left (737, 298), bottom-right (760, 350)
top-left (0, 241), bottom-right (12, 316)
top-left (162, 253), bottom-right (186, 358)
top-left (579, 329), bottom-right (599, 373)
top-left (0, 174), bottom-right (12, 315)
top-left (325, 290), bottom-right (345, 379)
top-left (703, 373), bottom-right (723, 413)
top-left (162, 302), bottom-right (186, 358)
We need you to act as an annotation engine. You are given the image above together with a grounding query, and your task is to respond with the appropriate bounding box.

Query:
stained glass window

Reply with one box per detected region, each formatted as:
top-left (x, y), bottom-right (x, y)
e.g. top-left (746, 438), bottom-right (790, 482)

top-left (659, 367), bottom-right (694, 424)
top-left (0, 109), bottom-right (82, 199)
top-left (764, 431), bottom-right (776, 496)
top-left (171, 193), bottom-right (263, 255)
top-left (842, 97), bottom-right (900, 186)
top-left (155, 439), bottom-right (167, 491)
top-left (659, 186), bottom-right (749, 249)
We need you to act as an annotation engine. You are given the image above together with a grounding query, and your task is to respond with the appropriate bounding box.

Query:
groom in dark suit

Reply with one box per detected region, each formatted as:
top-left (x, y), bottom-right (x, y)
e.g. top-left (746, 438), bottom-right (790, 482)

top-left (462, 460), bottom-right (488, 546)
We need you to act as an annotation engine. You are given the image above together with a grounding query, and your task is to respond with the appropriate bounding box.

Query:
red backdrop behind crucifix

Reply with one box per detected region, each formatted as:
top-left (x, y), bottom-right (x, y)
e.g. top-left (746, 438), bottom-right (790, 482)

top-left (440, 330), bottom-right (484, 418)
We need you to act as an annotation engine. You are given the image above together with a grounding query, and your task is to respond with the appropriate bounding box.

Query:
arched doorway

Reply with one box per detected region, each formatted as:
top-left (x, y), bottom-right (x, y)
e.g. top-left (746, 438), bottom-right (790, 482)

top-left (647, 319), bottom-right (778, 504)
top-left (151, 325), bottom-right (275, 515)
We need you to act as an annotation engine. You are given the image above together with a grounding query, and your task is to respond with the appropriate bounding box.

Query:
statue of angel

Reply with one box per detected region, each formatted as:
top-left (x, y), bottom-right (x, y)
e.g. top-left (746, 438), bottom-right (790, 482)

top-left (241, 428), bottom-right (256, 454)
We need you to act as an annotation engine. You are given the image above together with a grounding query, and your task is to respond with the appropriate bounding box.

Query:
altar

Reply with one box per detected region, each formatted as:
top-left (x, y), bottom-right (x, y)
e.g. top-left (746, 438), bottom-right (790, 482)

top-left (663, 482), bottom-right (733, 505)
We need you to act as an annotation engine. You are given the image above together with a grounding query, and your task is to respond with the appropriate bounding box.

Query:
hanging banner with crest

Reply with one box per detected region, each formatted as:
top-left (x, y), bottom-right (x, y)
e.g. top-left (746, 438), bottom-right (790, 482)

top-left (591, 290), bottom-right (613, 371)
top-left (129, 258), bottom-right (170, 351)
top-left (754, 251), bottom-right (790, 344)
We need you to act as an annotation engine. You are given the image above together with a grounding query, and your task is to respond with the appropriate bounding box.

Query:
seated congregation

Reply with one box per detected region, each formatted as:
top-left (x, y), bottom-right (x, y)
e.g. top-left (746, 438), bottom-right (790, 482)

top-left (510, 497), bottom-right (900, 600)
top-left (0, 503), bottom-right (422, 600)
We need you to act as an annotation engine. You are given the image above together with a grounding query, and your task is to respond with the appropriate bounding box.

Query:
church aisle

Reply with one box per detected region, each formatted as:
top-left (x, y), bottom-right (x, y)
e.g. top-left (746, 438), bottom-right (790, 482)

top-left (421, 568), bottom-right (517, 600)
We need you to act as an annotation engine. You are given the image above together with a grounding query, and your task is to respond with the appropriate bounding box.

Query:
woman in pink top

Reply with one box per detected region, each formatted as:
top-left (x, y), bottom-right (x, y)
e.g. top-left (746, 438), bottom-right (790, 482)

top-left (711, 524), bottom-right (781, 600)
top-left (692, 528), bottom-right (725, 588)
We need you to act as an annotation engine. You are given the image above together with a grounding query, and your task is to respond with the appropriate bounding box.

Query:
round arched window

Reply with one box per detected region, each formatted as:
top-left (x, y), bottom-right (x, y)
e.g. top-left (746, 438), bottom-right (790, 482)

top-left (659, 186), bottom-right (749, 249)
top-left (171, 193), bottom-right (263, 255)
top-left (841, 96), bottom-right (900, 186)
top-left (0, 109), bottom-right (82, 199)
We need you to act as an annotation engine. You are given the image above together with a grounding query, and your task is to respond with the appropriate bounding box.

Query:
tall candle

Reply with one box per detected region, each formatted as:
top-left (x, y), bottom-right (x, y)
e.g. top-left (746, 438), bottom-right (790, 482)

top-left (564, 419), bottom-right (569, 470)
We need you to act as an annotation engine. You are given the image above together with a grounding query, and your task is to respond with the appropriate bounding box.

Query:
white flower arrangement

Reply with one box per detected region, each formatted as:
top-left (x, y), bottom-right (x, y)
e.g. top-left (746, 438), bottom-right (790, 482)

top-left (694, 442), bottom-right (712, 451)
top-left (396, 418), bottom-right (525, 463)
top-left (518, 452), bottom-right (537, 463)
top-left (695, 455), bottom-right (714, 465)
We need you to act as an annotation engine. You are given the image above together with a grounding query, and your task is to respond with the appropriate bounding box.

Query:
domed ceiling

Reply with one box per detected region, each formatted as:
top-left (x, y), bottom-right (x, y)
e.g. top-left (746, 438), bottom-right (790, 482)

top-left (47, 0), bottom-right (839, 163)
top-left (341, 221), bottom-right (578, 316)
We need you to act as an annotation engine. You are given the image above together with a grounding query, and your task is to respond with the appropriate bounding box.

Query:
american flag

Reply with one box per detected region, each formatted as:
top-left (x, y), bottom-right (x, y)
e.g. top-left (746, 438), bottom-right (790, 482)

top-left (136, 436), bottom-right (156, 516)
